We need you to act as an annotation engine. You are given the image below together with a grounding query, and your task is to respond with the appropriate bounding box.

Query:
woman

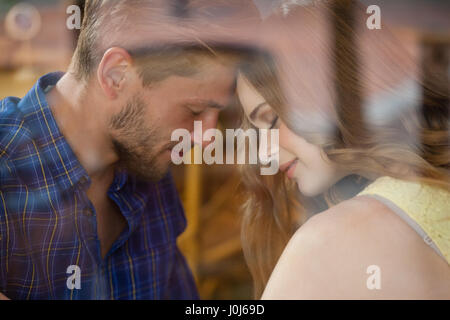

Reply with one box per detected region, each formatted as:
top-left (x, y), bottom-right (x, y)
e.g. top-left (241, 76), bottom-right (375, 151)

top-left (236, 1), bottom-right (450, 299)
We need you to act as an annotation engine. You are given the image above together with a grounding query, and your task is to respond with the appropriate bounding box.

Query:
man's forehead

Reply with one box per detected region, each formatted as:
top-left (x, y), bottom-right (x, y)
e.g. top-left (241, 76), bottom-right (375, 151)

top-left (194, 59), bottom-right (238, 80)
top-left (152, 72), bottom-right (236, 105)
top-left (182, 77), bottom-right (236, 108)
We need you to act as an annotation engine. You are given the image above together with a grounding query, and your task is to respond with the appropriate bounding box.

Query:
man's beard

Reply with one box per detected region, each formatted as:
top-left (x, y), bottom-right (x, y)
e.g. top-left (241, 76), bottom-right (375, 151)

top-left (109, 95), bottom-right (172, 182)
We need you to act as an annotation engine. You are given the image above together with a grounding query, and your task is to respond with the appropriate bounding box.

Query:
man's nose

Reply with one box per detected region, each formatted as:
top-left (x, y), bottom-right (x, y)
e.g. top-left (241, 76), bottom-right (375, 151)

top-left (190, 111), bottom-right (220, 148)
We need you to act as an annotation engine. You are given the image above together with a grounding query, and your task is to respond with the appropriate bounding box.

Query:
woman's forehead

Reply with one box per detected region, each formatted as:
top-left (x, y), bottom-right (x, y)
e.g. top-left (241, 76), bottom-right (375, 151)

top-left (237, 74), bottom-right (267, 112)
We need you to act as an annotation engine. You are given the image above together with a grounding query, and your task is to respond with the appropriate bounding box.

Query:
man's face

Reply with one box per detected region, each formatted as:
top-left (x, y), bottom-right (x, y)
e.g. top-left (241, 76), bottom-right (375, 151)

top-left (109, 61), bottom-right (236, 182)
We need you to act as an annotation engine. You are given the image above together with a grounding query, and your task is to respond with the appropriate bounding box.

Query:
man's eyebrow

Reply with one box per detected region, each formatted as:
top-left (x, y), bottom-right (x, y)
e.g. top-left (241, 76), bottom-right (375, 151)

top-left (249, 102), bottom-right (268, 121)
top-left (185, 100), bottom-right (226, 110)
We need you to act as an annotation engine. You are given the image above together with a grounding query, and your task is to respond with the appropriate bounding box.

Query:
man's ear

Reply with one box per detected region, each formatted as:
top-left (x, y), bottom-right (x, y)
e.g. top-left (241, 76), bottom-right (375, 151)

top-left (97, 47), bottom-right (133, 99)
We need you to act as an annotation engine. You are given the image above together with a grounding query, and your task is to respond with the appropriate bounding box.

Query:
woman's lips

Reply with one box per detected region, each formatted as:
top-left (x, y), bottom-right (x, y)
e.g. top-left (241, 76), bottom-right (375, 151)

top-left (280, 158), bottom-right (298, 179)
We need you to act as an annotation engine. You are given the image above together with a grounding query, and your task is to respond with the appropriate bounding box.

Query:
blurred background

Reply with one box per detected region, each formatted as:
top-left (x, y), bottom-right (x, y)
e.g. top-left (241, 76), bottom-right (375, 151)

top-left (0, 0), bottom-right (449, 299)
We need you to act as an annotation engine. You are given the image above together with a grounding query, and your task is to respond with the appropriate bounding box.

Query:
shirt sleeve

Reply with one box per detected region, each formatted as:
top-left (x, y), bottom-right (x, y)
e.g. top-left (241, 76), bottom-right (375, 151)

top-left (0, 161), bottom-right (7, 292)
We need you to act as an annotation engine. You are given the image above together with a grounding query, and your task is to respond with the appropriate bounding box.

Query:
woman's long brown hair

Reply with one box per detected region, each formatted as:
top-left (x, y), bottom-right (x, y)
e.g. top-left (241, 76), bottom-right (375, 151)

top-left (238, 0), bottom-right (450, 298)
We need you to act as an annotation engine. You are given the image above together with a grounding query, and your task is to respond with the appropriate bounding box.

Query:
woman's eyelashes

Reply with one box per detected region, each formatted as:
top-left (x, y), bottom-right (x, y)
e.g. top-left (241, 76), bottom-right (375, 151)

top-left (269, 116), bottom-right (279, 129)
top-left (258, 109), bottom-right (279, 129)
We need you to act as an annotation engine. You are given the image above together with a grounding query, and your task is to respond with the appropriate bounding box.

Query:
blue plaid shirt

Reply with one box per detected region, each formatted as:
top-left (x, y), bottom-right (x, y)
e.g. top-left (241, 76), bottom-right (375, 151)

top-left (0, 72), bottom-right (198, 300)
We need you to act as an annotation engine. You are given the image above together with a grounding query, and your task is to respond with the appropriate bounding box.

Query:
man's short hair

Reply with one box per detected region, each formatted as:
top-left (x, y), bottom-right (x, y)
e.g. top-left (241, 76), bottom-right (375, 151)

top-left (71, 0), bottom-right (254, 85)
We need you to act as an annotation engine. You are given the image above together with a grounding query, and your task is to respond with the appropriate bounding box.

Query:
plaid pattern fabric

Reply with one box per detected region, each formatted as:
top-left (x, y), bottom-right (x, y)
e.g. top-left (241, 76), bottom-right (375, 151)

top-left (0, 72), bottom-right (198, 300)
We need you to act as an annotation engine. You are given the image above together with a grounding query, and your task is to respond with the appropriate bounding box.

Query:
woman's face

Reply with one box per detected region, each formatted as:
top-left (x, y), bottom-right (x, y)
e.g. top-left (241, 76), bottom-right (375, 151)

top-left (236, 74), bottom-right (346, 197)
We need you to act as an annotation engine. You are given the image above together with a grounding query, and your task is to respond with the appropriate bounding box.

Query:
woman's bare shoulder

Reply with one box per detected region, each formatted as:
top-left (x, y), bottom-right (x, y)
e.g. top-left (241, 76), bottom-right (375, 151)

top-left (261, 196), bottom-right (450, 299)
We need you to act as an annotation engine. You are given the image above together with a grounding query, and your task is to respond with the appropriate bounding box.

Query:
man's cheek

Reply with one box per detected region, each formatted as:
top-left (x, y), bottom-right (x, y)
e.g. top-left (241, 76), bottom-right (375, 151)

top-left (171, 118), bottom-right (196, 134)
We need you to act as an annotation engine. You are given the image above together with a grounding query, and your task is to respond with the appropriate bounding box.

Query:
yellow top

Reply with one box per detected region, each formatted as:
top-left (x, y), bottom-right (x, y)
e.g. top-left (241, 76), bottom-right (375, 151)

top-left (358, 176), bottom-right (450, 264)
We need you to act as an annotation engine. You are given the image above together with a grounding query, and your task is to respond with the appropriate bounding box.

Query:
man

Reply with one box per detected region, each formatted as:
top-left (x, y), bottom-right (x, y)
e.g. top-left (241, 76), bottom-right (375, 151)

top-left (0, 0), bottom-right (251, 299)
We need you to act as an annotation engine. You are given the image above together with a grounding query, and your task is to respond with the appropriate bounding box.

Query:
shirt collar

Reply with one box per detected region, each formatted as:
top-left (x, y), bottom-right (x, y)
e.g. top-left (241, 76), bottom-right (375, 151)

top-left (19, 72), bottom-right (146, 236)
top-left (18, 72), bottom-right (130, 194)
top-left (17, 72), bottom-right (90, 192)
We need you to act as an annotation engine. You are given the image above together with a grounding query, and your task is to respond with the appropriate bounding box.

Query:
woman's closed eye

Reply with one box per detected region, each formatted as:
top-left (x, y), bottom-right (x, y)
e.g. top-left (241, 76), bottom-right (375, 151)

top-left (258, 109), bottom-right (279, 129)
top-left (269, 116), bottom-right (279, 129)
